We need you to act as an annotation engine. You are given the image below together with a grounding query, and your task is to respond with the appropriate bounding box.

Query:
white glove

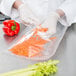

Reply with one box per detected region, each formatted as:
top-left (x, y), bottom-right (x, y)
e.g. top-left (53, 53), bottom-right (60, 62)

top-left (38, 12), bottom-right (60, 39)
top-left (18, 4), bottom-right (40, 26)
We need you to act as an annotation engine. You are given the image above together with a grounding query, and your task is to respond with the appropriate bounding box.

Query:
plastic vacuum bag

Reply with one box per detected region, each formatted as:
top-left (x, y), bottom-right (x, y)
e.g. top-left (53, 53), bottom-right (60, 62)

top-left (9, 22), bottom-right (68, 60)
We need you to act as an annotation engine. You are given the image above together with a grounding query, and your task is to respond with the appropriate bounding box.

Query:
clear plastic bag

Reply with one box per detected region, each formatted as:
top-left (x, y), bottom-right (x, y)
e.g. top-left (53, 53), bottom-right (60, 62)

top-left (9, 22), bottom-right (68, 60)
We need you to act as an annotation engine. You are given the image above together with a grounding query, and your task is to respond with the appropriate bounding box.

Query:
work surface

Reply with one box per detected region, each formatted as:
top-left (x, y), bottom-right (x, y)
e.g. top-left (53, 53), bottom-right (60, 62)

top-left (0, 24), bottom-right (76, 76)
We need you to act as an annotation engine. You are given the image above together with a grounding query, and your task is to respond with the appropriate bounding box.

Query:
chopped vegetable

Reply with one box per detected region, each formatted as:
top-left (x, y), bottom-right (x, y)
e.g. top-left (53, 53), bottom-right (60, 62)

top-left (9, 32), bottom-right (48, 57)
top-left (9, 28), bottom-right (56, 57)
top-left (0, 60), bottom-right (59, 76)
top-left (3, 20), bottom-right (20, 36)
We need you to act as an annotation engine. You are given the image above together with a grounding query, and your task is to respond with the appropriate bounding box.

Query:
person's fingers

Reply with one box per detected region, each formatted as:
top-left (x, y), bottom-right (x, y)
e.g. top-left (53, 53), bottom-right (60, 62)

top-left (46, 28), bottom-right (56, 35)
top-left (21, 17), bottom-right (40, 26)
top-left (37, 31), bottom-right (50, 40)
top-left (28, 16), bottom-right (40, 26)
top-left (37, 27), bottom-right (56, 40)
top-left (21, 20), bottom-right (31, 26)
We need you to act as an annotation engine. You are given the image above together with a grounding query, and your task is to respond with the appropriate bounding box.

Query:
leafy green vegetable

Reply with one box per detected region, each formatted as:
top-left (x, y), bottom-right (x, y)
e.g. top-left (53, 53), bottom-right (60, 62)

top-left (0, 60), bottom-right (59, 76)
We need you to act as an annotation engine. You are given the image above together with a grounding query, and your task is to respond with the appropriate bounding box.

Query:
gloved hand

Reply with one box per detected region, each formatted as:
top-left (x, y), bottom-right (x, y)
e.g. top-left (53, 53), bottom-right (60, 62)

top-left (18, 4), bottom-right (40, 26)
top-left (38, 12), bottom-right (60, 39)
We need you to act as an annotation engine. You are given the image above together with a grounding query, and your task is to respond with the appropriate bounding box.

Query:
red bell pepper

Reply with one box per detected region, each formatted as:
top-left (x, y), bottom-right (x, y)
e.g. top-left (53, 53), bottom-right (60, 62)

top-left (3, 20), bottom-right (20, 36)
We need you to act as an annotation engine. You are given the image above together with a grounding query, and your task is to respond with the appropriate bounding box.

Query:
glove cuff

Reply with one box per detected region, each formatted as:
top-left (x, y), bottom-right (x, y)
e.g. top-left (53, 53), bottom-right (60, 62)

top-left (18, 3), bottom-right (25, 10)
top-left (49, 12), bottom-right (60, 20)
